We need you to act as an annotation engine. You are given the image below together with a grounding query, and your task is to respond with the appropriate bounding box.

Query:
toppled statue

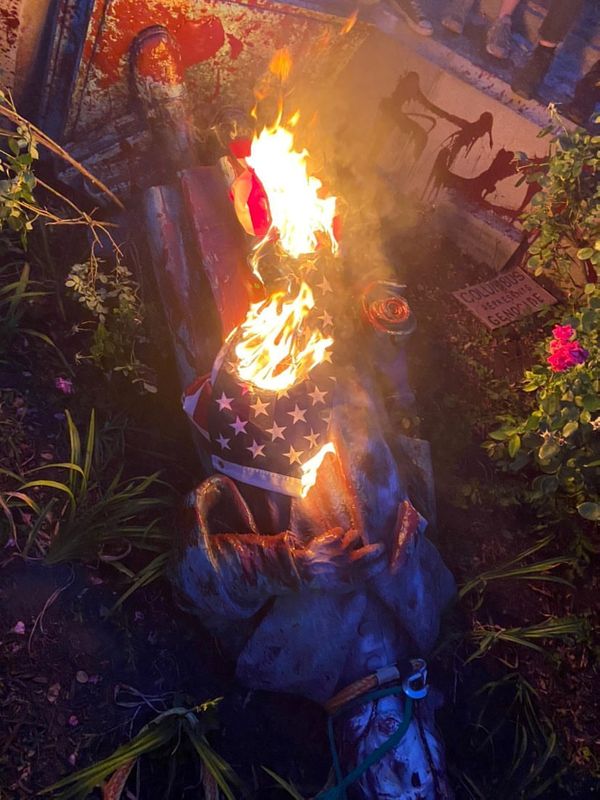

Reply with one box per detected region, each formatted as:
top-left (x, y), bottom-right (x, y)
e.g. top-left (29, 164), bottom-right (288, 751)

top-left (137, 41), bottom-right (456, 793)
top-left (170, 271), bottom-right (455, 798)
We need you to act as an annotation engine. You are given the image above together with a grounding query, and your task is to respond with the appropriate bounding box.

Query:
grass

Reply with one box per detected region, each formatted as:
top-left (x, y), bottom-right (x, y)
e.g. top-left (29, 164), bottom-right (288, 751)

top-left (459, 534), bottom-right (576, 609)
top-left (0, 409), bottom-right (174, 589)
top-left (41, 700), bottom-right (240, 800)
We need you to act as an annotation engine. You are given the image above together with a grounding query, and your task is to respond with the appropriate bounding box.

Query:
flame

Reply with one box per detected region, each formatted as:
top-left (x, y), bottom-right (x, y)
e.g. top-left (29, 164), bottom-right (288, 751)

top-left (300, 442), bottom-right (336, 497)
top-left (341, 9), bottom-right (359, 35)
top-left (234, 282), bottom-right (333, 392)
top-left (269, 48), bottom-right (292, 83)
top-left (247, 117), bottom-right (338, 260)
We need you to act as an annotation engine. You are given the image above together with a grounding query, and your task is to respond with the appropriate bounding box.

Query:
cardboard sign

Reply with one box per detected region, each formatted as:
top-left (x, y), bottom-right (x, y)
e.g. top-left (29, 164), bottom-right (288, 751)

top-left (453, 268), bottom-right (557, 329)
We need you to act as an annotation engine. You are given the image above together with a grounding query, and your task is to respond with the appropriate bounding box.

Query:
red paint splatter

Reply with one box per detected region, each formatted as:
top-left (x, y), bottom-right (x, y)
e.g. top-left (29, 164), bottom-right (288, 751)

top-left (226, 33), bottom-right (243, 60)
top-left (0, 7), bottom-right (20, 48)
top-left (177, 17), bottom-right (226, 70)
top-left (136, 36), bottom-right (184, 83)
top-left (84, 0), bottom-right (225, 87)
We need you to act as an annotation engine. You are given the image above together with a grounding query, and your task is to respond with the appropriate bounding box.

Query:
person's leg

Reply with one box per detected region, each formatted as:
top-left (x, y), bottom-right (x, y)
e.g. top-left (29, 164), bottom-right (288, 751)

top-left (538, 0), bottom-right (584, 47)
top-left (391, 0), bottom-right (433, 36)
top-left (441, 0), bottom-right (476, 36)
top-left (496, 0), bottom-right (521, 18)
top-left (564, 60), bottom-right (600, 125)
top-left (486, 0), bottom-right (521, 59)
top-left (511, 0), bottom-right (585, 99)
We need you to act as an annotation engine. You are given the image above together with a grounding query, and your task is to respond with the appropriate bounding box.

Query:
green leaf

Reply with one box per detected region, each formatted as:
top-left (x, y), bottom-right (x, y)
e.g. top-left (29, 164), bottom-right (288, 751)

top-left (539, 440), bottom-right (560, 461)
top-left (576, 247), bottom-right (594, 261)
top-left (508, 434), bottom-right (521, 459)
top-left (562, 421), bottom-right (578, 437)
top-left (262, 768), bottom-right (305, 800)
top-left (577, 502), bottom-right (600, 522)
top-left (582, 395), bottom-right (600, 412)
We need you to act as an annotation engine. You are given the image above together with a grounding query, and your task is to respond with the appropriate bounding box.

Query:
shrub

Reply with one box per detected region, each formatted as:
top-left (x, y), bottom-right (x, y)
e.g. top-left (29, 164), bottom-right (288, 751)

top-left (516, 111), bottom-right (600, 293)
top-left (485, 286), bottom-right (599, 522)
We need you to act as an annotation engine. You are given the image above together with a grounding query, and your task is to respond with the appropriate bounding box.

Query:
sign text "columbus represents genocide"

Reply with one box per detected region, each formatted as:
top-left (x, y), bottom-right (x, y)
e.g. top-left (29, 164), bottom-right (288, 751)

top-left (453, 268), bottom-right (556, 330)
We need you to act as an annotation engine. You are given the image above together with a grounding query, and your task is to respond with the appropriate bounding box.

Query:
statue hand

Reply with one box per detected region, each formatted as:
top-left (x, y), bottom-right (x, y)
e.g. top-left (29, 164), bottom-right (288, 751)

top-left (296, 528), bottom-right (386, 591)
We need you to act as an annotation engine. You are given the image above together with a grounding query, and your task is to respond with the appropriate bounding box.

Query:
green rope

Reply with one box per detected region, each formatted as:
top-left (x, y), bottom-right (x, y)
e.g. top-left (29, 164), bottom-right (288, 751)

top-left (316, 686), bottom-right (414, 800)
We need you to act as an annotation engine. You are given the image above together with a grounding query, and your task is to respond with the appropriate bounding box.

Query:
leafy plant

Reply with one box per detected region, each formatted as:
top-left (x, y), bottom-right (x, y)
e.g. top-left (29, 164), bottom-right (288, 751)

top-left (0, 410), bottom-right (172, 568)
top-left (66, 259), bottom-right (155, 391)
top-left (0, 90), bottom-right (39, 246)
top-left (516, 109), bottom-right (600, 292)
top-left (42, 699), bottom-right (241, 800)
top-left (459, 535), bottom-right (574, 609)
top-left (452, 673), bottom-right (564, 799)
top-left (0, 261), bottom-right (48, 348)
top-left (262, 767), bottom-right (305, 799)
top-left (485, 287), bottom-right (600, 522)
top-left (467, 615), bottom-right (588, 663)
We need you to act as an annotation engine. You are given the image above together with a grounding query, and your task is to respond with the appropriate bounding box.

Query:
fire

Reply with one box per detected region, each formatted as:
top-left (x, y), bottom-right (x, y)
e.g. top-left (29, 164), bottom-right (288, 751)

top-left (269, 48), bottom-right (292, 83)
top-left (234, 282), bottom-right (333, 392)
top-left (247, 117), bottom-right (338, 260)
top-left (340, 9), bottom-right (359, 35)
top-left (300, 442), bottom-right (336, 497)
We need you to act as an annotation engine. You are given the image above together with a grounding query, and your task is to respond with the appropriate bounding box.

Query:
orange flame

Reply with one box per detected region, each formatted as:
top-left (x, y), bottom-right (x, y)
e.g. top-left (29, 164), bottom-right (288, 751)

top-left (247, 117), bottom-right (338, 260)
top-left (340, 9), bottom-right (359, 35)
top-left (269, 48), bottom-right (292, 83)
top-left (234, 282), bottom-right (333, 392)
top-left (300, 442), bottom-right (336, 497)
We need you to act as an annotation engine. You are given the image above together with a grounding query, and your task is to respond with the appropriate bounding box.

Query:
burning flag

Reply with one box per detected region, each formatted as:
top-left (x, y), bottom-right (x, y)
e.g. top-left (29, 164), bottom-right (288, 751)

top-left (186, 52), bottom-right (342, 497)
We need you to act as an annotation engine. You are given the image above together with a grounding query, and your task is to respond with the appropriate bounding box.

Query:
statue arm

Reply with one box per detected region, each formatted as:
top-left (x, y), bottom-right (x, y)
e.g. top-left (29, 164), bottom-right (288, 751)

top-left (174, 476), bottom-right (385, 622)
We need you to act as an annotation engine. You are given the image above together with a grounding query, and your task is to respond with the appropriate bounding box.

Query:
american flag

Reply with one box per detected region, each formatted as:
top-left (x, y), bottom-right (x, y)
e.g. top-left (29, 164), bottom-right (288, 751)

top-left (184, 344), bottom-right (335, 497)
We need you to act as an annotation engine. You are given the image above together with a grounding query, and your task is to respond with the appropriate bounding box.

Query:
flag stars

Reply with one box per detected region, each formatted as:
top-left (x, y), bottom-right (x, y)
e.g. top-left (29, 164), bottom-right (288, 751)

top-left (216, 392), bottom-right (234, 411)
top-left (284, 445), bottom-right (304, 465)
top-left (308, 385), bottom-right (327, 405)
top-left (229, 416), bottom-right (248, 436)
top-left (317, 276), bottom-right (333, 294)
top-left (247, 440), bottom-right (266, 459)
top-left (287, 404), bottom-right (307, 425)
top-left (304, 429), bottom-right (320, 449)
top-left (215, 434), bottom-right (231, 451)
top-left (266, 421), bottom-right (287, 441)
top-left (250, 396), bottom-right (270, 417)
top-left (319, 309), bottom-right (333, 327)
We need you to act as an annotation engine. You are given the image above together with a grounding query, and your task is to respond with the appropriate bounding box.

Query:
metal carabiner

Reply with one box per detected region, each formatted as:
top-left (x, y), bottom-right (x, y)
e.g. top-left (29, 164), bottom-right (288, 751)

top-left (402, 658), bottom-right (428, 700)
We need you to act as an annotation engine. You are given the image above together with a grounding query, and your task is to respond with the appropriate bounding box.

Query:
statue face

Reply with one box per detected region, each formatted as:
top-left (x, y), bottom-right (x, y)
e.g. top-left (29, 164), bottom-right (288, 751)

top-left (341, 695), bottom-right (448, 800)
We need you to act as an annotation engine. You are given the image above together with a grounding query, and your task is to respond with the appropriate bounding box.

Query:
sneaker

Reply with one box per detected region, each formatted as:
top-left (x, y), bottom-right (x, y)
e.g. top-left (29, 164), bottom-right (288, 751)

top-left (563, 61), bottom-right (600, 125)
top-left (391, 0), bottom-right (433, 36)
top-left (511, 44), bottom-right (556, 99)
top-left (442, 0), bottom-right (475, 35)
top-left (486, 15), bottom-right (512, 59)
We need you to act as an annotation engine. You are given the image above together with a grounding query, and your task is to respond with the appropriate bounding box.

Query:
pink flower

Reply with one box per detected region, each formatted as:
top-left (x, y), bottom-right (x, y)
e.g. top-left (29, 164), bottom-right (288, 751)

top-left (68, 715), bottom-right (79, 727)
top-left (547, 340), bottom-right (589, 372)
top-left (55, 377), bottom-right (73, 394)
top-left (11, 621), bottom-right (25, 635)
top-left (552, 324), bottom-right (574, 342)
